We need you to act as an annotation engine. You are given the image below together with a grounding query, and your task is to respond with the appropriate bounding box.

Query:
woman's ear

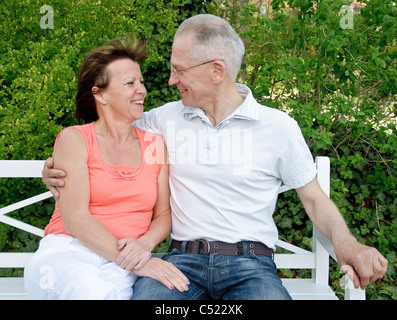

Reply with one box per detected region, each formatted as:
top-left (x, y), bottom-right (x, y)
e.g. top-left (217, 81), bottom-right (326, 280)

top-left (92, 86), bottom-right (106, 105)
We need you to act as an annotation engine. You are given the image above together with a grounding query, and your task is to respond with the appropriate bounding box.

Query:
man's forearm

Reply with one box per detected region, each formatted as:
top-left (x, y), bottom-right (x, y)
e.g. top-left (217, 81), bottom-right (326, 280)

top-left (296, 178), bottom-right (355, 246)
top-left (313, 195), bottom-right (354, 243)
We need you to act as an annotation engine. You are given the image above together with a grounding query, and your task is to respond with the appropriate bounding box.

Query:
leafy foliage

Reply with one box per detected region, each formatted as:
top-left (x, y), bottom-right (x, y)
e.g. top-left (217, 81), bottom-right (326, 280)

top-left (210, 0), bottom-right (396, 299)
top-left (0, 0), bottom-right (214, 272)
top-left (1, 0), bottom-right (396, 300)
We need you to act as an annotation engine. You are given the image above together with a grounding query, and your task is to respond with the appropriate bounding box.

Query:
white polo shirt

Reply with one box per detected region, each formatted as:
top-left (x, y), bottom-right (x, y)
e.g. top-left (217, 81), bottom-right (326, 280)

top-left (134, 84), bottom-right (316, 249)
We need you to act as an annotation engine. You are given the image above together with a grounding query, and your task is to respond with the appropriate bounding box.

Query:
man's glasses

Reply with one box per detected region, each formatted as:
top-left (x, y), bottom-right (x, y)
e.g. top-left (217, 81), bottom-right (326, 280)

top-left (170, 60), bottom-right (216, 77)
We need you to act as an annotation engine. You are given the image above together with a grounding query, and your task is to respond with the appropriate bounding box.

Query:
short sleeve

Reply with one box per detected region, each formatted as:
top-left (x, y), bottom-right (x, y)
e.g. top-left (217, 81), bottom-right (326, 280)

top-left (133, 108), bottom-right (163, 135)
top-left (276, 119), bottom-right (317, 189)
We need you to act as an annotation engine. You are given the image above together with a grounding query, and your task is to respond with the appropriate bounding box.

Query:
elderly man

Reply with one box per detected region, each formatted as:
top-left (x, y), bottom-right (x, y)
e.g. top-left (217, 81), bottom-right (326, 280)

top-left (43, 14), bottom-right (387, 300)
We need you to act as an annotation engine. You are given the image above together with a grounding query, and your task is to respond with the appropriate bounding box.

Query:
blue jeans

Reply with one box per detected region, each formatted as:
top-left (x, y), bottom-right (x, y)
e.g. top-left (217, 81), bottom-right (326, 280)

top-left (131, 248), bottom-right (291, 300)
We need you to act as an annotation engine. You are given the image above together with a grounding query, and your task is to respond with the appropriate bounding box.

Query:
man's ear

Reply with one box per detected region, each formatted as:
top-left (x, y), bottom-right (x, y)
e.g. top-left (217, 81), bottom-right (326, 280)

top-left (92, 86), bottom-right (106, 105)
top-left (212, 60), bottom-right (226, 84)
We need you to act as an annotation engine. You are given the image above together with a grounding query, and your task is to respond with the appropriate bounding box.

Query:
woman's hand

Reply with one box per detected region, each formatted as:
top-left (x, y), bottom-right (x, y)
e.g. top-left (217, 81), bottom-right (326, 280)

top-left (115, 238), bottom-right (152, 271)
top-left (133, 257), bottom-right (190, 293)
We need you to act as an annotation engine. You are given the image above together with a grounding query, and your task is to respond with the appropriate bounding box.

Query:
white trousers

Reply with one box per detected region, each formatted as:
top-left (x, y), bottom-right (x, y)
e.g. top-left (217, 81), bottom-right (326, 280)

top-left (24, 234), bottom-right (138, 300)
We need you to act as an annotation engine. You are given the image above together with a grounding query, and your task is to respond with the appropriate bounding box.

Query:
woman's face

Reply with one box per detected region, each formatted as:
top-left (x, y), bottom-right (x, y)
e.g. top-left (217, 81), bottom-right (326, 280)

top-left (97, 58), bottom-right (147, 123)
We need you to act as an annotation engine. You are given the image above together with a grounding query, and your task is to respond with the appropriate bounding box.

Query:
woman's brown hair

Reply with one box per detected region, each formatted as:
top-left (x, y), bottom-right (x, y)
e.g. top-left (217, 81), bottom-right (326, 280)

top-left (75, 34), bottom-right (146, 124)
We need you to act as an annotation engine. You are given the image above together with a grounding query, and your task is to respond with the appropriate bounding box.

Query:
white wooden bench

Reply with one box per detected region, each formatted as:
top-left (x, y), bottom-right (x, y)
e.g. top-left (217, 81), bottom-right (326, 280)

top-left (0, 157), bottom-right (365, 300)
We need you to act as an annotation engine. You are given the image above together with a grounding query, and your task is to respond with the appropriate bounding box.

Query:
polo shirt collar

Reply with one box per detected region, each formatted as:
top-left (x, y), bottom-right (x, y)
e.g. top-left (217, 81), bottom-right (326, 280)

top-left (182, 83), bottom-right (260, 122)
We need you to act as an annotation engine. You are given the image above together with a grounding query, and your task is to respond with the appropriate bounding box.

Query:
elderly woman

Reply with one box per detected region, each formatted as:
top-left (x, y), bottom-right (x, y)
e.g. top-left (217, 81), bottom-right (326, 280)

top-left (24, 35), bottom-right (189, 299)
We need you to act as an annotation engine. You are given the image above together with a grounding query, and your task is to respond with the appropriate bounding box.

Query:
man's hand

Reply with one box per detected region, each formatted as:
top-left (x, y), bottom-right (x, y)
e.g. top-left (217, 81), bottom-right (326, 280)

top-left (335, 236), bottom-right (388, 289)
top-left (296, 178), bottom-right (388, 290)
top-left (42, 157), bottom-right (66, 199)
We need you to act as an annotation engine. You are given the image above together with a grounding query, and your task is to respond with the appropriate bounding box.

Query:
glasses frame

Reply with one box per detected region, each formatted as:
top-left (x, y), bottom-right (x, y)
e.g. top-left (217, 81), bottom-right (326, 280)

top-left (170, 59), bottom-right (216, 77)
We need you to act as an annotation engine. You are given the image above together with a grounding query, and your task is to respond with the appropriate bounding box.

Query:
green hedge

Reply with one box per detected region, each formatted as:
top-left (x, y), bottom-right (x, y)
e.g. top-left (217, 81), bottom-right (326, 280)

top-left (0, 0), bottom-right (214, 269)
top-left (209, 0), bottom-right (396, 299)
top-left (1, 0), bottom-right (396, 299)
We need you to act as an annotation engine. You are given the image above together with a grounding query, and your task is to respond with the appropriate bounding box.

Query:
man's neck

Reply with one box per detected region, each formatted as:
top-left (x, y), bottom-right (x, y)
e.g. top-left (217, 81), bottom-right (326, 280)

top-left (202, 83), bottom-right (244, 127)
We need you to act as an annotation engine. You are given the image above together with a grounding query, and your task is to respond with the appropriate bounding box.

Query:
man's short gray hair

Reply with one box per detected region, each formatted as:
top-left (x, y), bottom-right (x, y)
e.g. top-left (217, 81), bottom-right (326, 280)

top-left (174, 14), bottom-right (245, 81)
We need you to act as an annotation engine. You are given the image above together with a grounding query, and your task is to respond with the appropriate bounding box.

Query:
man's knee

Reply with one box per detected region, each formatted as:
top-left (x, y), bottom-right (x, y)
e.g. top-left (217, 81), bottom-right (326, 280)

top-left (223, 277), bottom-right (291, 300)
top-left (131, 276), bottom-right (207, 300)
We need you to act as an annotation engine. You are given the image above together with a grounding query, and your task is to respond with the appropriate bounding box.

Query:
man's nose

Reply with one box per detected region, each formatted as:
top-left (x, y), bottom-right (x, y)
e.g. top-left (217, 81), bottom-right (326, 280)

top-left (168, 71), bottom-right (179, 86)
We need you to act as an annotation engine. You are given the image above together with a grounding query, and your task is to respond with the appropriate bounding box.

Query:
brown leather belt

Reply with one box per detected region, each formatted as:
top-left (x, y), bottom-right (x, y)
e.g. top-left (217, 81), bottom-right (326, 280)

top-left (169, 239), bottom-right (273, 257)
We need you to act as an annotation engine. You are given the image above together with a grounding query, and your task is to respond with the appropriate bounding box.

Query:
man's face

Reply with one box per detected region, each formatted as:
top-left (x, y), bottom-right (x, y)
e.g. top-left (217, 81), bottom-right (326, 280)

top-left (169, 36), bottom-right (214, 108)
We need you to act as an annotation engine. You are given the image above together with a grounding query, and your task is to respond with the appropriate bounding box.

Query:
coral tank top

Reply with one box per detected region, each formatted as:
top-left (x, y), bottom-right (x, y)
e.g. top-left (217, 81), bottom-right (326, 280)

top-left (44, 122), bottom-right (164, 239)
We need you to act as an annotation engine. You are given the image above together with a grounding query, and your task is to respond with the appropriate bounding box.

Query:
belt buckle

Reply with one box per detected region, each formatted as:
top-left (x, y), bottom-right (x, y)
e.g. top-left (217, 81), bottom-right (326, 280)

top-left (198, 239), bottom-right (210, 254)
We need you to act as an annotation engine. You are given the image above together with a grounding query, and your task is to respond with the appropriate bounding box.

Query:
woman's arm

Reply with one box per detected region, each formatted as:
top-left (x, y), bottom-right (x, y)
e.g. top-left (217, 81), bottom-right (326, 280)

top-left (54, 128), bottom-right (120, 261)
top-left (115, 145), bottom-right (189, 292)
top-left (139, 144), bottom-right (171, 250)
top-left (116, 144), bottom-right (171, 270)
